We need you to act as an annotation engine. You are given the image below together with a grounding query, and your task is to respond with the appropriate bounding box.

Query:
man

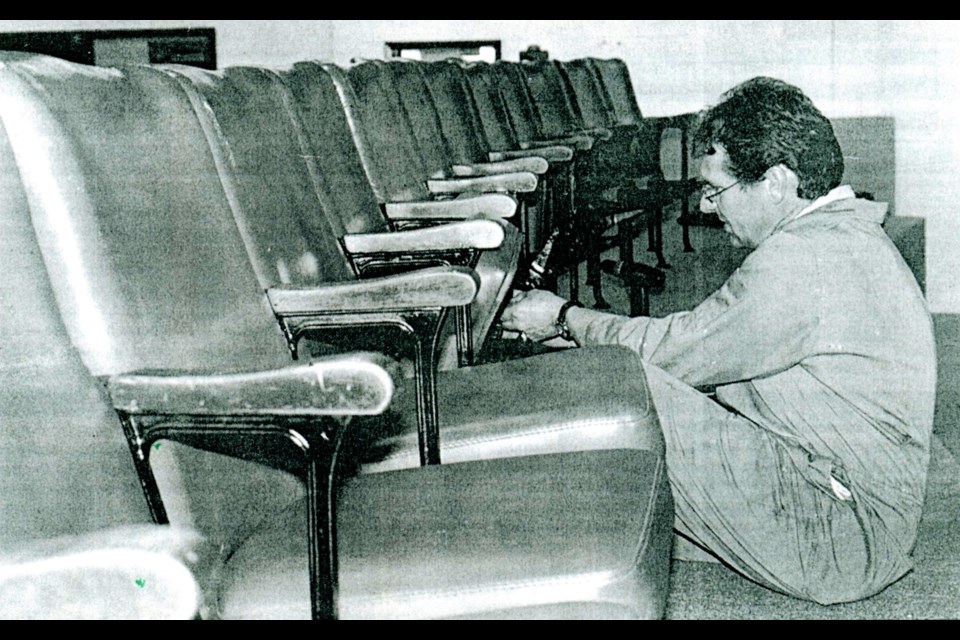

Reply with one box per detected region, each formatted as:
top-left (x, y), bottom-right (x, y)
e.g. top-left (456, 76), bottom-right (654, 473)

top-left (501, 77), bottom-right (936, 605)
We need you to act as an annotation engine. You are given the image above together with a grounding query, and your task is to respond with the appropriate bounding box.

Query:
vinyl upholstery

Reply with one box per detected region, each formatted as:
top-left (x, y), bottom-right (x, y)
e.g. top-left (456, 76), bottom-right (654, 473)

top-left (0, 51), bottom-right (675, 619)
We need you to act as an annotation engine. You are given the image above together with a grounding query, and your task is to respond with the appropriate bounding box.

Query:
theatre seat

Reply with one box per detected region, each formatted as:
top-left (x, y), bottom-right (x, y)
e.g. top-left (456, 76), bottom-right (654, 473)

top-left (417, 60), bottom-right (573, 267)
top-left (280, 62), bottom-right (525, 368)
top-left (106, 350), bottom-right (672, 620)
top-left (482, 60), bottom-right (623, 307)
top-left (0, 91), bottom-right (203, 619)
top-left (157, 61), bottom-right (665, 466)
top-left (342, 59), bottom-right (539, 202)
top-left (517, 58), bottom-right (671, 312)
top-left (558, 57), bottom-right (669, 230)
top-left (0, 51), bottom-right (675, 618)
top-left (581, 57), bottom-right (701, 254)
top-left (458, 60), bottom-right (579, 266)
top-left (164, 63), bottom-right (517, 372)
top-left (381, 59), bottom-right (549, 183)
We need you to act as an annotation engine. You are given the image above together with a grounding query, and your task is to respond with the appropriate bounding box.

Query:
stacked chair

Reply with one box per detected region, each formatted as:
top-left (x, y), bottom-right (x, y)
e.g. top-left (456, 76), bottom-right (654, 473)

top-left (0, 51), bottom-right (675, 619)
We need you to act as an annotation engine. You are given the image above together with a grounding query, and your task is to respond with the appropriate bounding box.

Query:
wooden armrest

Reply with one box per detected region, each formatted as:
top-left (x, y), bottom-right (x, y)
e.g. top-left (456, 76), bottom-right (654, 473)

top-left (427, 171), bottom-right (538, 194)
top-left (383, 193), bottom-right (517, 220)
top-left (267, 265), bottom-right (479, 314)
top-left (450, 156), bottom-right (549, 177)
top-left (343, 218), bottom-right (506, 254)
top-left (488, 145), bottom-right (574, 163)
top-left (108, 352), bottom-right (397, 417)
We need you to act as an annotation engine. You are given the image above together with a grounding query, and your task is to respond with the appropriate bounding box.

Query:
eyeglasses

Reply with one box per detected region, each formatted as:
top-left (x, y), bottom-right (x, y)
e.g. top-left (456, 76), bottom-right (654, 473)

top-left (701, 179), bottom-right (742, 205)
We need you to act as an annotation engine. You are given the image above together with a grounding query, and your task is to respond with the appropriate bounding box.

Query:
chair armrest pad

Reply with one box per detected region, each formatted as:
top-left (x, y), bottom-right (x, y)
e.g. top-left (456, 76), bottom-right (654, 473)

top-left (267, 265), bottom-right (479, 314)
top-left (582, 126), bottom-right (614, 141)
top-left (383, 193), bottom-right (517, 220)
top-left (450, 156), bottom-right (549, 176)
top-left (488, 145), bottom-right (574, 163)
top-left (427, 171), bottom-right (538, 194)
top-left (107, 353), bottom-right (397, 417)
top-left (521, 134), bottom-right (594, 152)
top-left (343, 218), bottom-right (506, 254)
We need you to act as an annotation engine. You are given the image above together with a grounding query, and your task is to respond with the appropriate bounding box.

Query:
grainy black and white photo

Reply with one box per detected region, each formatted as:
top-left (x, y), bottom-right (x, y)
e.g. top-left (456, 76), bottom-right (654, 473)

top-left (0, 20), bottom-right (956, 620)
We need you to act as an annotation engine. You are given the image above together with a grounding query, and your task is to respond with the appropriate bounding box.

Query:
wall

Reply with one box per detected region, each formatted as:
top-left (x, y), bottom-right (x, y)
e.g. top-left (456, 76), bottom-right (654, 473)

top-left (1, 20), bottom-right (957, 312)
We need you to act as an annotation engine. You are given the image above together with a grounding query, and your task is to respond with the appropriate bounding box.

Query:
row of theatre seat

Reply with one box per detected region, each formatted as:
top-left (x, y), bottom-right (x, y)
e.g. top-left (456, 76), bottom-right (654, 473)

top-left (294, 54), bottom-right (693, 316)
top-left (0, 51), bottom-right (681, 619)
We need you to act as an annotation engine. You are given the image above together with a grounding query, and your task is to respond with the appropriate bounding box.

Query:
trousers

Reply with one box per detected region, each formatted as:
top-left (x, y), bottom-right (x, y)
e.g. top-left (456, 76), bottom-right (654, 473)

top-left (642, 362), bottom-right (912, 604)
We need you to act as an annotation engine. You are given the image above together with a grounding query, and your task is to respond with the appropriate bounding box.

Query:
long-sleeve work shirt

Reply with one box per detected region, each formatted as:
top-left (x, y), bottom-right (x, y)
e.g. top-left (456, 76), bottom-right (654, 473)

top-left (567, 194), bottom-right (936, 601)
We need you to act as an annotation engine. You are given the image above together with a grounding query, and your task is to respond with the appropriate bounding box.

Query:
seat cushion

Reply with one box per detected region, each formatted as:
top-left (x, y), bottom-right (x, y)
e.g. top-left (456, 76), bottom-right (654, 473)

top-left (216, 449), bottom-right (674, 619)
top-left (366, 345), bottom-right (663, 472)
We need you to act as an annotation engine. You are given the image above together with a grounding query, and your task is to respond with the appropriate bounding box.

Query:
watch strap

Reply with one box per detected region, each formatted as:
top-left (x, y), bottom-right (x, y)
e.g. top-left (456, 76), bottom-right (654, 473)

top-left (555, 300), bottom-right (582, 342)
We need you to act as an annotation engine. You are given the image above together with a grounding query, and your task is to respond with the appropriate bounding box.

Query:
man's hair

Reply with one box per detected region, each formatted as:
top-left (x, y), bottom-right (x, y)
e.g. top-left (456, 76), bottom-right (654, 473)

top-left (692, 77), bottom-right (844, 200)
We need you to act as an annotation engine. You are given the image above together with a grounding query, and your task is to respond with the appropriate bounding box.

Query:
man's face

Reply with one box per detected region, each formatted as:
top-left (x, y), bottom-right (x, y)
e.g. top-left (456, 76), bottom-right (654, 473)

top-left (698, 145), bottom-right (771, 249)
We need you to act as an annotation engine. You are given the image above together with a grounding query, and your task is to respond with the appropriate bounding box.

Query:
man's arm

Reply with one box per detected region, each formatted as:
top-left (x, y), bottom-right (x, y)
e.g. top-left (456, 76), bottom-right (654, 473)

top-left (567, 234), bottom-right (823, 388)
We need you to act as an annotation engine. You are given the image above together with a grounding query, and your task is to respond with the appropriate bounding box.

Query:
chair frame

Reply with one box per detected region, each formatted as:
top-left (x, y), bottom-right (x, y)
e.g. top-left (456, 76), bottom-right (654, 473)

top-left (109, 356), bottom-right (397, 620)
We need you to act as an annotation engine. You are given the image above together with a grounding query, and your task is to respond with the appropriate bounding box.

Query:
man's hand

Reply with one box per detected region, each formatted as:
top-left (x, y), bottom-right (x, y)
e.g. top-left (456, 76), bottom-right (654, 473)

top-left (500, 289), bottom-right (568, 342)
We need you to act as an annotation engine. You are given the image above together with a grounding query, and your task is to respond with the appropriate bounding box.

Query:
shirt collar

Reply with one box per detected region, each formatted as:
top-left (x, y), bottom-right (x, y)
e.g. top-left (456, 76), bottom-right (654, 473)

top-left (793, 185), bottom-right (856, 220)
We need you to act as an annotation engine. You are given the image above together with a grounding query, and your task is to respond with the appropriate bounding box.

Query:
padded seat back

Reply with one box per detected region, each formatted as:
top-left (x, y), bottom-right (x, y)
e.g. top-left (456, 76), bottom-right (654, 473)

top-left (489, 61), bottom-right (548, 145)
top-left (415, 61), bottom-right (493, 165)
top-left (170, 62), bottom-right (522, 375)
top-left (0, 53), bottom-right (306, 544)
top-left (516, 60), bottom-right (584, 140)
top-left (580, 58), bottom-right (665, 182)
top-left (162, 64), bottom-right (361, 287)
top-left (458, 61), bottom-right (524, 153)
top-left (0, 55), bottom-right (292, 375)
top-left (380, 60), bottom-right (459, 178)
top-left (561, 59), bottom-right (663, 181)
top-left (585, 58), bottom-right (645, 126)
top-left (0, 91), bottom-right (150, 546)
top-left (280, 62), bottom-right (398, 234)
top-left (558, 58), bottom-right (618, 131)
top-left (340, 60), bottom-right (436, 203)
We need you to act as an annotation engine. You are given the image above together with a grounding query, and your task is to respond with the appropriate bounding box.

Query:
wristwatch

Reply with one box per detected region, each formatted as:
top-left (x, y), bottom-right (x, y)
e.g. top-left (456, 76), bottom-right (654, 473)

top-left (555, 300), bottom-right (581, 343)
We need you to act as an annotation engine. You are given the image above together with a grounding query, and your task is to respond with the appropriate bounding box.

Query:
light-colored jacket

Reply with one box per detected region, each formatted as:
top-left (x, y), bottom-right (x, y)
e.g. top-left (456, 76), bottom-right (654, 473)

top-left (574, 195), bottom-right (937, 562)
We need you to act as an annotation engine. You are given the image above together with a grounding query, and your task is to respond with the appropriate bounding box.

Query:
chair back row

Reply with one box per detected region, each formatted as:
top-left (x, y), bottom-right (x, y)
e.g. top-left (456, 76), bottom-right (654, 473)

top-left (331, 56), bottom-right (671, 248)
top-left (0, 53), bottom-right (348, 546)
top-left (0, 52), bottom-right (538, 544)
top-left (0, 51), bottom-right (666, 547)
